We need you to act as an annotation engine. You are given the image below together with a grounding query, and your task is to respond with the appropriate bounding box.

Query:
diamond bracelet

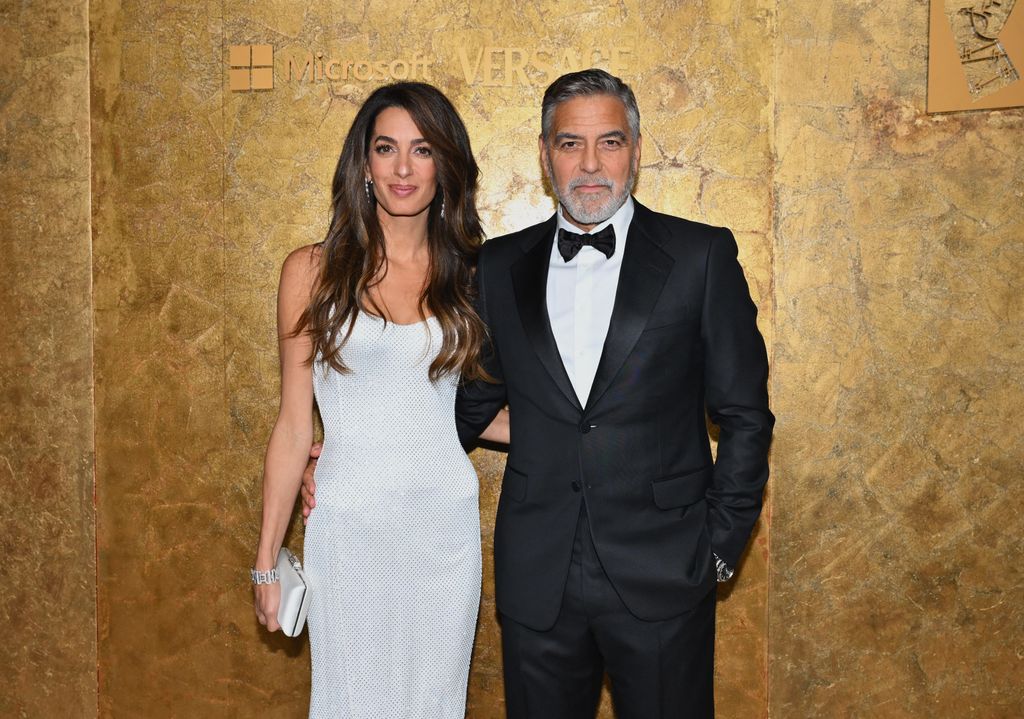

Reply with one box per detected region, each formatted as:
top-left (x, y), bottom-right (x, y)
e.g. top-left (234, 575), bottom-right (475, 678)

top-left (250, 567), bottom-right (279, 585)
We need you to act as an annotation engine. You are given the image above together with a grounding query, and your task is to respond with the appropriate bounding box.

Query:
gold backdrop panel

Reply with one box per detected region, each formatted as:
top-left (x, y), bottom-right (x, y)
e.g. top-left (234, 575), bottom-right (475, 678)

top-left (6, 0), bottom-right (1023, 715)
top-left (0, 2), bottom-right (96, 717)
top-left (88, 0), bottom-right (774, 715)
top-left (219, 1), bottom-right (774, 718)
top-left (91, 1), bottom-right (242, 715)
top-left (5, 0), bottom-right (1015, 716)
top-left (771, 0), bottom-right (1024, 715)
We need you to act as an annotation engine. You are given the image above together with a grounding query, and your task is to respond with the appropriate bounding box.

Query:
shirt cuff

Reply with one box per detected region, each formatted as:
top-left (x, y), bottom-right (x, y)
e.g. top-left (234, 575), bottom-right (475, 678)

top-left (713, 552), bottom-right (735, 582)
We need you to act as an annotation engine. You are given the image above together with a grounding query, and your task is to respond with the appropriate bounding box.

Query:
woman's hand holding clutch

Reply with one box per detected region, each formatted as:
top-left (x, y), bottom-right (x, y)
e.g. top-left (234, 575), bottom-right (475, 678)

top-left (253, 566), bottom-right (283, 633)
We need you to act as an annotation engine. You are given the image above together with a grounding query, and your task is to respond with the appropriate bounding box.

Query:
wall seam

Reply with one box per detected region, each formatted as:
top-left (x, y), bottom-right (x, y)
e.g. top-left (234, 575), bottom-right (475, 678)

top-left (220, 14), bottom-right (229, 713)
top-left (85, 0), bottom-right (101, 716)
top-left (766, 0), bottom-right (779, 716)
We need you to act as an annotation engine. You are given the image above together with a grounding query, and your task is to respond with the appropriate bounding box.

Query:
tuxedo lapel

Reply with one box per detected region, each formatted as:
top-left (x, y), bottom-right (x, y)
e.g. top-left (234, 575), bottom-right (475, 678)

top-left (585, 204), bottom-right (673, 412)
top-left (511, 216), bottom-right (584, 413)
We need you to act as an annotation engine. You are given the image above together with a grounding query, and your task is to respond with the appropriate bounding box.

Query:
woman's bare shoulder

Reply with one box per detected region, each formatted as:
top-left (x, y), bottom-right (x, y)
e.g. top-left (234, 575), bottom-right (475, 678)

top-left (280, 243), bottom-right (322, 288)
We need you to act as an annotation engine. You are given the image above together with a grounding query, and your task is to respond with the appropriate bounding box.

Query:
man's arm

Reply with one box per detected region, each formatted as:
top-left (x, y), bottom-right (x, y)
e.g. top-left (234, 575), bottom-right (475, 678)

top-left (701, 228), bottom-right (775, 573)
top-left (456, 376), bottom-right (507, 449)
top-left (455, 249), bottom-right (508, 449)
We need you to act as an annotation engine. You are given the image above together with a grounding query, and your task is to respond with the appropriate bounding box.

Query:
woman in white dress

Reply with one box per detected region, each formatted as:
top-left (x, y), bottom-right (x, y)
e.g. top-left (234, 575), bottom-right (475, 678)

top-left (251, 83), bottom-right (508, 718)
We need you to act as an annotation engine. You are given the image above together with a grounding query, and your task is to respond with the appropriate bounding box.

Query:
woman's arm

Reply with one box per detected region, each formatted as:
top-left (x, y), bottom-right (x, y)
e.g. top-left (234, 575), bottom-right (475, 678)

top-left (478, 407), bottom-right (509, 445)
top-left (253, 246), bottom-right (319, 632)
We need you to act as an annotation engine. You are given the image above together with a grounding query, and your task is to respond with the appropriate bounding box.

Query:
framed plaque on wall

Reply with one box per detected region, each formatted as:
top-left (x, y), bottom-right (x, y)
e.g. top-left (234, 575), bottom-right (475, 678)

top-left (928, 0), bottom-right (1024, 112)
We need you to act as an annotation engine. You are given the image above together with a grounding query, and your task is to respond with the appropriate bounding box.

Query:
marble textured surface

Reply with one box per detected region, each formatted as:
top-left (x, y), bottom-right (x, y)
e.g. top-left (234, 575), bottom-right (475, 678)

top-left (0, 2), bottom-right (97, 717)
top-left (769, 0), bottom-right (1024, 716)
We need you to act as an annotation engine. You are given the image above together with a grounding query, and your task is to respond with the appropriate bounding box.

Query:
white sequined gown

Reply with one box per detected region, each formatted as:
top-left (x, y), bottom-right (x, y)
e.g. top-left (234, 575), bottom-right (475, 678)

top-left (305, 312), bottom-right (481, 719)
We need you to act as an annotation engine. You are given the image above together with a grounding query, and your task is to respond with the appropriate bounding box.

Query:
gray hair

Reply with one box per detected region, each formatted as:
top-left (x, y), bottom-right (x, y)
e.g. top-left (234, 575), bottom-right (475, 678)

top-left (540, 69), bottom-right (641, 143)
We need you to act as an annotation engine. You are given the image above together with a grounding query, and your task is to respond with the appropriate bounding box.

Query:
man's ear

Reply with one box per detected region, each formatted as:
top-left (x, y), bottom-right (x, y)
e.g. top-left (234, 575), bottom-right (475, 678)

top-left (633, 133), bottom-right (643, 174)
top-left (538, 134), bottom-right (549, 181)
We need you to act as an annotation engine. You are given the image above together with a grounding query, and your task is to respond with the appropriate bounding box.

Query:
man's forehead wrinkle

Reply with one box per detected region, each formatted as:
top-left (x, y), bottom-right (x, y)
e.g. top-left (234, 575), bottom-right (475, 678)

top-left (551, 129), bottom-right (630, 144)
top-left (552, 110), bottom-right (630, 136)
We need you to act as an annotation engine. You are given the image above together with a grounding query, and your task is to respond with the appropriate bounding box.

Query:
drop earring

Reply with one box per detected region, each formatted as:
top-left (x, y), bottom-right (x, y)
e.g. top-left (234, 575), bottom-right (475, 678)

top-left (440, 195), bottom-right (446, 219)
top-left (365, 179), bottom-right (372, 201)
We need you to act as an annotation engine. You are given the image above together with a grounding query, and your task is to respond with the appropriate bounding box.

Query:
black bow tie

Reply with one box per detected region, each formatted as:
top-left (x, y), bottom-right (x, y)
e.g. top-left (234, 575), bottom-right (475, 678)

top-left (557, 225), bottom-right (616, 262)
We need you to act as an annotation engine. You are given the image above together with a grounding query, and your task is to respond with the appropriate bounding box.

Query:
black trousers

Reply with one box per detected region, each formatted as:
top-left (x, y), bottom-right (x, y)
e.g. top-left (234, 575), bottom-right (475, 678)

top-left (500, 505), bottom-right (716, 719)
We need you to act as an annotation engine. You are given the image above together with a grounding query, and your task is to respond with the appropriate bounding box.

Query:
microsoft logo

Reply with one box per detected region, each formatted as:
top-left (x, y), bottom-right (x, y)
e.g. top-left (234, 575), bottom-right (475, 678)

top-left (229, 45), bottom-right (274, 91)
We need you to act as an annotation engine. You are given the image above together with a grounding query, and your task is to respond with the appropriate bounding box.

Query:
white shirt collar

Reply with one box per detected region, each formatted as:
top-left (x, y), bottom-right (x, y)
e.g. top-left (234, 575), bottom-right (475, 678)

top-left (555, 195), bottom-right (635, 249)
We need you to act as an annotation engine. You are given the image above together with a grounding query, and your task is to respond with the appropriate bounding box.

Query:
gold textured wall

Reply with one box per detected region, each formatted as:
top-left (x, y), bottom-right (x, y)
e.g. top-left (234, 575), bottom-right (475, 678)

top-left (4, 0), bottom-right (1023, 716)
top-left (0, 2), bottom-right (97, 717)
top-left (90, 1), bottom-right (241, 715)
top-left (219, 2), bottom-right (774, 717)
top-left (87, 1), bottom-right (773, 716)
top-left (769, 1), bottom-right (1024, 715)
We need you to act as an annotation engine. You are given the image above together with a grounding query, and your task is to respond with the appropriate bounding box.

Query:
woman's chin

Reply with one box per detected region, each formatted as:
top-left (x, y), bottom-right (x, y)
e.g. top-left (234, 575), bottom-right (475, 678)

top-left (376, 199), bottom-right (433, 219)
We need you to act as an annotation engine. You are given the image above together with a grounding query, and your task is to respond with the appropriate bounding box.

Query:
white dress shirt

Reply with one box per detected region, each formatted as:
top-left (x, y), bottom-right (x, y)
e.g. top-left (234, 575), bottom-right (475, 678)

top-left (546, 197), bottom-right (635, 407)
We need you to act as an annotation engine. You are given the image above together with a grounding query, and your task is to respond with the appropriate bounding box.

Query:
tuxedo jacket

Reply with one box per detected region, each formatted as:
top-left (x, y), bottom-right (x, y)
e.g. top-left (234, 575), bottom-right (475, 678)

top-left (456, 199), bottom-right (774, 631)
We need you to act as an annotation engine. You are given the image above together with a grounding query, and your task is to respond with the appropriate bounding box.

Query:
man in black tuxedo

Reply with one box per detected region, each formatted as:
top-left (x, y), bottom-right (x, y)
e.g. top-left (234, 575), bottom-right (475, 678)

top-left (302, 69), bottom-right (772, 717)
top-left (453, 69), bottom-right (773, 718)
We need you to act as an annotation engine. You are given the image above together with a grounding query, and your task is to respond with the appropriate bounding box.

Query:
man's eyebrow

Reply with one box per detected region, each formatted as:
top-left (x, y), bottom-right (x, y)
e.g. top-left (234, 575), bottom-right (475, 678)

top-left (552, 130), bottom-right (629, 142)
top-left (598, 130), bottom-right (628, 142)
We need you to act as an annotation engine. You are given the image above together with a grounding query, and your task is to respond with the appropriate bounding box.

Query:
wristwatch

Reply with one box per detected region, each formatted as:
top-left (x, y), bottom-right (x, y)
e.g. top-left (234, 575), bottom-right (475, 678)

top-left (713, 553), bottom-right (735, 583)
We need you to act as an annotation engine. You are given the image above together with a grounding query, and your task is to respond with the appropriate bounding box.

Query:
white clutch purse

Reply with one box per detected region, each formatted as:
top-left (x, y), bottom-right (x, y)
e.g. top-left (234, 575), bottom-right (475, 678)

top-left (276, 547), bottom-right (310, 637)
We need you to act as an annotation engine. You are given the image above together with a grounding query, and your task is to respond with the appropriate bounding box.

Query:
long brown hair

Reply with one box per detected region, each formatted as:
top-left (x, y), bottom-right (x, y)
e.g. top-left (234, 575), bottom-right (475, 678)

top-left (297, 83), bottom-right (488, 382)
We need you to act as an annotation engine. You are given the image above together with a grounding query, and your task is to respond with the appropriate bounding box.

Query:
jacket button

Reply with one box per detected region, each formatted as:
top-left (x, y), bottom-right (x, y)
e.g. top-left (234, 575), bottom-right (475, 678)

top-left (579, 422), bottom-right (595, 434)
top-left (570, 481), bottom-right (581, 492)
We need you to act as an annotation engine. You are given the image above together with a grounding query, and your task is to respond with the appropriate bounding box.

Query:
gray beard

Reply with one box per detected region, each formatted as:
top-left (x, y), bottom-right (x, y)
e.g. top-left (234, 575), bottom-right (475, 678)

top-left (550, 156), bottom-right (637, 227)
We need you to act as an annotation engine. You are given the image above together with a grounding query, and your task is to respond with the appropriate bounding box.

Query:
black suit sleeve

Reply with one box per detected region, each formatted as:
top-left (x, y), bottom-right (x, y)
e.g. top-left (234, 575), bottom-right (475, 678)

top-left (701, 229), bottom-right (775, 569)
top-left (455, 247), bottom-right (508, 450)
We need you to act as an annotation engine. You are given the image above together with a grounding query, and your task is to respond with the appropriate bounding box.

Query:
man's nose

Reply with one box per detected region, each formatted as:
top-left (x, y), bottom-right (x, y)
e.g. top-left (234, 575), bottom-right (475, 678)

top-left (580, 143), bottom-right (600, 174)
